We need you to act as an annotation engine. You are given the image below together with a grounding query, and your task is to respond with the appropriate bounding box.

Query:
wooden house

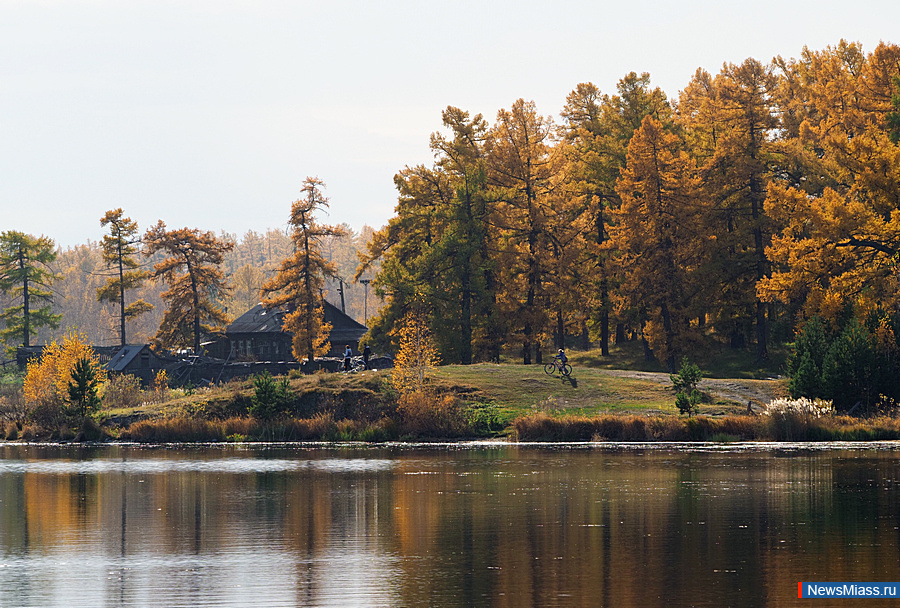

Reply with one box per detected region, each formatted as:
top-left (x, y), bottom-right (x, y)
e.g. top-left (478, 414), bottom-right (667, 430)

top-left (223, 302), bottom-right (367, 360)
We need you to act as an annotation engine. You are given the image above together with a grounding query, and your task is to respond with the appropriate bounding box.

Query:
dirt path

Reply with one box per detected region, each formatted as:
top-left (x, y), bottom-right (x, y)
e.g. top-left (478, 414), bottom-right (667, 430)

top-left (600, 369), bottom-right (787, 412)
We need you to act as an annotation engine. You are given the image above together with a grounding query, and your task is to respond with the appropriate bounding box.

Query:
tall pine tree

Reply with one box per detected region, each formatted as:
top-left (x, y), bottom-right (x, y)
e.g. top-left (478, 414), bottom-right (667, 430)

top-left (0, 231), bottom-right (61, 351)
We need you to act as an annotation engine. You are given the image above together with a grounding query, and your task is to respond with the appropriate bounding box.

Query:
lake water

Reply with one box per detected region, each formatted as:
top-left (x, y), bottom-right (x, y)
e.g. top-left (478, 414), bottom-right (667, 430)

top-left (1, 442), bottom-right (899, 607)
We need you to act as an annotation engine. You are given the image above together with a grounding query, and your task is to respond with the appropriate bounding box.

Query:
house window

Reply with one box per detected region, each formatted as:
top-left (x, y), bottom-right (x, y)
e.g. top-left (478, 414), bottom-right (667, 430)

top-left (238, 340), bottom-right (244, 355)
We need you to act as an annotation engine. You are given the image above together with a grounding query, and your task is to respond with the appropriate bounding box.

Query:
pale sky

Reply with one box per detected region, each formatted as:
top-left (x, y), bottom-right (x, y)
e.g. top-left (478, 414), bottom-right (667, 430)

top-left (1, 0), bottom-right (897, 247)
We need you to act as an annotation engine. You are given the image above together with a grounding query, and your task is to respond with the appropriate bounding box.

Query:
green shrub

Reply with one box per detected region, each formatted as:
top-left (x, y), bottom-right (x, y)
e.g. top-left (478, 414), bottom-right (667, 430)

top-left (67, 357), bottom-right (102, 418)
top-left (671, 357), bottom-right (702, 416)
top-left (465, 402), bottom-right (505, 436)
top-left (249, 372), bottom-right (291, 421)
top-left (788, 316), bottom-right (829, 398)
top-left (821, 320), bottom-right (878, 413)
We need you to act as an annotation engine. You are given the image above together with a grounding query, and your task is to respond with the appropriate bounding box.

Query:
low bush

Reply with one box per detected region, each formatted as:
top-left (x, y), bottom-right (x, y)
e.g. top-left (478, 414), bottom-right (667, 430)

top-left (5, 422), bottom-right (19, 440)
top-left (0, 384), bottom-right (28, 424)
top-left (396, 390), bottom-right (468, 438)
top-left (125, 417), bottom-right (227, 442)
top-left (103, 374), bottom-right (143, 409)
top-left (75, 416), bottom-right (105, 442)
top-left (672, 357), bottom-right (703, 416)
top-left (465, 402), bottom-right (505, 436)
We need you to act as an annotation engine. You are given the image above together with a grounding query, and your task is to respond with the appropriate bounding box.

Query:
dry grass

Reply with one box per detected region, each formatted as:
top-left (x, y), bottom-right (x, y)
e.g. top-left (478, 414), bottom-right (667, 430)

top-left (118, 412), bottom-right (399, 443)
top-left (512, 412), bottom-right (900, 442)
top-left (395, 391), bottom-right (468, 438)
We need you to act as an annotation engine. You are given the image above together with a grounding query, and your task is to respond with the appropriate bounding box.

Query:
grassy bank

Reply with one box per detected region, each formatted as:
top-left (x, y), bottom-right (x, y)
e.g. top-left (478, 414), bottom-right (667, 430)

top-left (86, 357), bottom-right (789, 442)
top-left (100, 369), bottom-right (506, 442)
top-left (20, 342), bottom-right (897, 444)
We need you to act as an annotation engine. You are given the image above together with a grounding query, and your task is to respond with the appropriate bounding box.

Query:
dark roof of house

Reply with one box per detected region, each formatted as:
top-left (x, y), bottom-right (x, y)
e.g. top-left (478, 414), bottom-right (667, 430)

top-left (323, 302), bottom-right (367, 331)
top-left (106, 344), bottom-right (146, 372)
top-left (226, 304), bottom-right (286, 334)
top-left (227, 301), bottom-right (367, 335)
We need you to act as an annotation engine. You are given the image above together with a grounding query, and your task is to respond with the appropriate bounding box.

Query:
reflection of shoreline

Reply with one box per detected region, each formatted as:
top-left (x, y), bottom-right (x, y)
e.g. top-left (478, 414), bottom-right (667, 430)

top-left (0, 446), bottom-right (898, 607)
top-left (0, 456), bottom-right (397, 475)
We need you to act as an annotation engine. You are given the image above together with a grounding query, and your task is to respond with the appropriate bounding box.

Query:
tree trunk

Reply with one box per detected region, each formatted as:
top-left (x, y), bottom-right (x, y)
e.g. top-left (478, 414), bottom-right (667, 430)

top-left (460, 267), bottom-right (473, 365)
top-left (190, 270), bottom-right (200, 353)
top-left (660, 301), bottom-right (676, 373)
top-left (17, 250), bottom-right (30, 348)
top-left (556, 309), bottom-right (565, 350)
top-left (756, 300), bottom-right (769, 361)
top-left (118, 240), bottom-right (126, 346)
top-left (600, 309), bottom-right (609, 355)
top-left (751, 148), bottom-right (769, 362)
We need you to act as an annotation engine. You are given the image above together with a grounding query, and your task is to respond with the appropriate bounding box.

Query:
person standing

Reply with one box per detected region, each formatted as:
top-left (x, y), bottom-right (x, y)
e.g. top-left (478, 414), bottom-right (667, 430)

top-left (343, 345), bottom-right (353, 372)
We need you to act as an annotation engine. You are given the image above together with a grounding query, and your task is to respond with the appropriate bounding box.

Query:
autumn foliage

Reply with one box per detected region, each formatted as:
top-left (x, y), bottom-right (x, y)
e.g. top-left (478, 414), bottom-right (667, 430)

top-left (24, 332), bottom-right (107, 413)
top-left (4, 38), bottom-right (900, 404)
top-left (143, 221), bottom-right (233, 353)
top-left (262, 177), bottom-right (346, 362)
top-left (390, 306), bottom-right (440, 396)
top-left (356, 39), bottom-right (900, 379)
top-left (98, 209), bottom-right (153, 346)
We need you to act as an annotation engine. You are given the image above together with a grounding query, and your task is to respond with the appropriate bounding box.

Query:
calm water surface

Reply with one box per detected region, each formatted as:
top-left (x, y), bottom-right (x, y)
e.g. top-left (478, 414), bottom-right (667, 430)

top-left (1, 442), bottom-right (899, 607)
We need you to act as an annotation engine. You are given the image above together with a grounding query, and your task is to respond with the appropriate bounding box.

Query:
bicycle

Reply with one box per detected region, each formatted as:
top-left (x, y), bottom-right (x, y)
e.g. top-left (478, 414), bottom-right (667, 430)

top-left (544, 358), bottom-right (572, 377)
top-left (346, 355), bottom-right (367, 373)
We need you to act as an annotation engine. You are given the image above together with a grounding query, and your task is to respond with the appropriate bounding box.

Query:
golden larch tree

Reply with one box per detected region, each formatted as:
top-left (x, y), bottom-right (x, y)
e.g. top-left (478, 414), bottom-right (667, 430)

top-left (611, 116), bottom-right (709, 371)
top-left (390, 304), bottom-right (441, 396)
top-left (759, 41), bottom-right (900, 322)
top-left (98, 209), bottom-right (153, 346)
top-left (24, 331), bottom-right (106, 411)
top-left (143, 222), bottom-right (233, 353)
top-left (486, 98), bottom-right (561, 365)
top-left (262, 177), bottom-right (347, 363)
top-left (677, 58), bottom-right (780, 359)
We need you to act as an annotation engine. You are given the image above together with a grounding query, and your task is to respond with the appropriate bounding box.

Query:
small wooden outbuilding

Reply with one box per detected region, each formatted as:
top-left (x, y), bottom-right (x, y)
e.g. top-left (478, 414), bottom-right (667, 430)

top-left (104, 344), bottom-right (170, 385)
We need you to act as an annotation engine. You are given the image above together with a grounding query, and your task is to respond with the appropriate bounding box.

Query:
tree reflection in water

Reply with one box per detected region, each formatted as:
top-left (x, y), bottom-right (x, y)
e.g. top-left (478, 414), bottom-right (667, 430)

top-left (0, 444), bottom-right (898, 607)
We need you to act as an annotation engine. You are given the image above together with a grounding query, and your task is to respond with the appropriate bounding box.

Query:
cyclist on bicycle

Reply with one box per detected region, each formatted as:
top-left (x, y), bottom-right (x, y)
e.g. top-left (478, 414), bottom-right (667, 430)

top-left (544, 348), bottom-right (572, 377)
top-left (555, 349), bottom-right (568, 368)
